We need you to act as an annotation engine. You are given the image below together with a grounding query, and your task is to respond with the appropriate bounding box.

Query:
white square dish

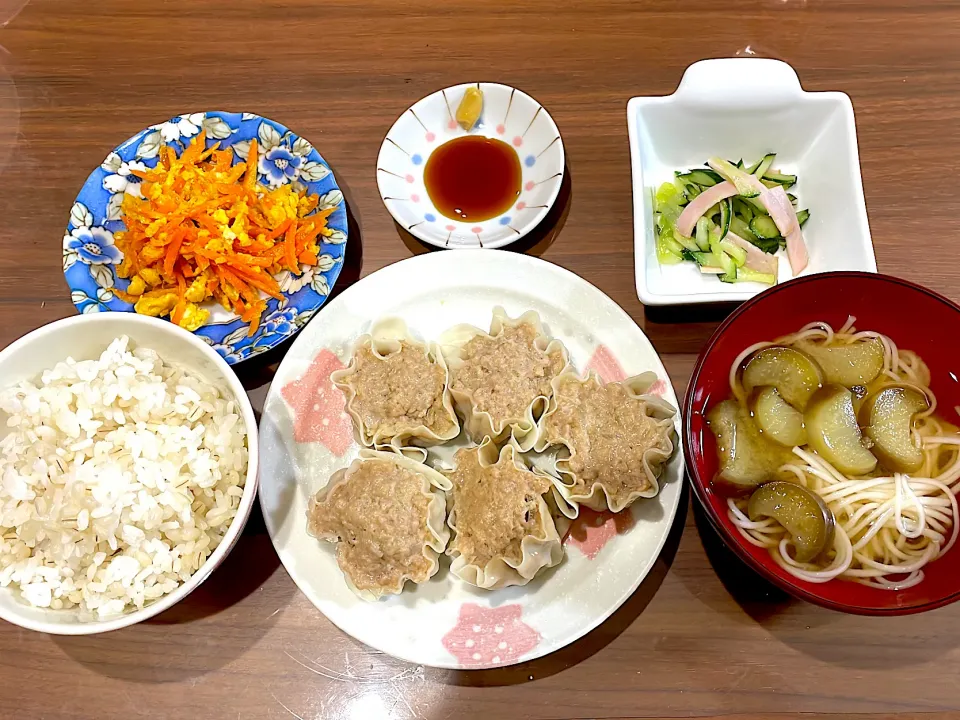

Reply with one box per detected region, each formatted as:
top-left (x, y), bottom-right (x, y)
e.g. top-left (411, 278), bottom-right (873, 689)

top-left (627, 58), bottom-right (877, 306)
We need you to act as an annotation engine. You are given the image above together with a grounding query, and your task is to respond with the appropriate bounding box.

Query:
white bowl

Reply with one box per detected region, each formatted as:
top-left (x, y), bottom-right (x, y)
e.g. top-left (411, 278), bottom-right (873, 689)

top-left (0, 313), bottom-right (259, 635)
top-left (377, 82), bottom-right (565, 249)
top-left (627, 58), bottom-right (877, 306)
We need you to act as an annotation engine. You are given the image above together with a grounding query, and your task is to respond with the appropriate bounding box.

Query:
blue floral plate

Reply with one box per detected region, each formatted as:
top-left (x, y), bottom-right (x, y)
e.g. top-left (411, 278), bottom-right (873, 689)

top-left (62, 111), bottom-right (348, 364)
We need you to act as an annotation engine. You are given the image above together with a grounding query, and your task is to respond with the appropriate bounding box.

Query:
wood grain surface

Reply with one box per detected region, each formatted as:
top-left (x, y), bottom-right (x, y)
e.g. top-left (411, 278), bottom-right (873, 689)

top-left (3, 1), bottom-right (960, 718)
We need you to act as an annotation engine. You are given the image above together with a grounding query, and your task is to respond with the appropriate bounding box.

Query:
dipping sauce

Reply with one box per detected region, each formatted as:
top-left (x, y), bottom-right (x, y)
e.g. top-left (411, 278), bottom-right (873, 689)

top-left (424, 136), bottom-right (522, 222)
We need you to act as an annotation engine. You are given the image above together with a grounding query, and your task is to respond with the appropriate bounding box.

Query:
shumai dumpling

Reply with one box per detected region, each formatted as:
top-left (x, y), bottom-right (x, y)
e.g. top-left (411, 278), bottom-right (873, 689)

top-left (332, 319), bottom-right (459, 451)
top-left (441, 307), bottom-right (567, 450)
top-left (536, 370), bottom-right (676, 514)
top-left (307, 450), bottom-right (452, 600)
top-left (443, 440), bottom-right (563, 589)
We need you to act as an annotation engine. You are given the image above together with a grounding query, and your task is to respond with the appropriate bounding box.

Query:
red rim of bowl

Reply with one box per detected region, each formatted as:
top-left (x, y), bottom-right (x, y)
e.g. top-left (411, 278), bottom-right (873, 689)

top-left (683, 271), bottom-right (960, 616)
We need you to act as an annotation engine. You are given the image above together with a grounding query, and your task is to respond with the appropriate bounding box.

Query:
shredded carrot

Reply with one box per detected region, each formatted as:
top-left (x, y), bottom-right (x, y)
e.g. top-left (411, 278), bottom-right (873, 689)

top-left (284, 220), bottom-right (299, 274)
top-left (163, 227), bottom-right (186, 279)
top-left (244, 139), bottom-right (259, 191)
top-left (114, 132), bottom-right (335, 333)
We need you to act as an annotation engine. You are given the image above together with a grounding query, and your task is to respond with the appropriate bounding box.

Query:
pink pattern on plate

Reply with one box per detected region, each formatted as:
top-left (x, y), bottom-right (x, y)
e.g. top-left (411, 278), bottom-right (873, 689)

top-left (586, 344), bottom-right (669, 396)
top-left (585, 344), bottom-right (626, 383)
top-left (565, 507), bottom-right (636, 560)
top-left (280, 349), bottom-right (353, 456)
top-left (442, 603), bottom-right (540, 668)
top-left (646, 378), bottom-right (668, 396)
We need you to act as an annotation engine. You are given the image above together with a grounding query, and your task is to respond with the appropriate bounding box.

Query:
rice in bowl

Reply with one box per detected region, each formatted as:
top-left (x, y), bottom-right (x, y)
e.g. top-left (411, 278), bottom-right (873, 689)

top-left (0, 336), bottom-right (248, 620)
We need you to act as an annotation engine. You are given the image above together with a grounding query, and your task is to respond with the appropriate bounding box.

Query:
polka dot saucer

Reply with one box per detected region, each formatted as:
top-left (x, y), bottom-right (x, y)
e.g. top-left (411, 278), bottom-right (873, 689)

top-left (376, 83), bottom-right (565, 250)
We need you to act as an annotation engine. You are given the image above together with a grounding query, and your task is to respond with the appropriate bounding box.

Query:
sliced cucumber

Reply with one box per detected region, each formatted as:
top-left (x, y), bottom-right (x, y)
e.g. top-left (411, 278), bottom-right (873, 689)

top-left (750, 215), bottom-right (781, 240)
top-left (753, 153), bottom-right (777, 178)
top-left (796, 209), bottom-right (810, 227)
top-left (659, 230), bottom-right (685, 255)
top-left (730, 216), bottom-right (760, 244)
top-left (708, 226), bottom-right (721, 255)
top-left (656, 205), bottom-right (680, 233)
top-left (787, 193), bottom-right (798, 207)
top-left (720, 240), bottom-right (747, 267)
top-left (763, 171), bottom-right (797, 188)
top-left (742, 196), bottom-right (769, 215)
top-left (718, 250), bottom-right (738, 283)
top-left (690, 250), bottom-right (724, 268)
top-left (695, 217), bottom-right (711, 252)
top-left (680, 170), bottom-right (722, 187)
top-left (749, 236), bottom-right (782, 255)
top-left (719, 198), bottom-right (732, 241)
top-left (672, 229), bottom-right (701, 254)
top-left (656, 230), bottom-right (684, 264)
top-left (655, 182), bottom-right (682, 207)
top-left (736, 267), bottom-right (777, 285)
top-left (733, 198), bottom-right (754, 222)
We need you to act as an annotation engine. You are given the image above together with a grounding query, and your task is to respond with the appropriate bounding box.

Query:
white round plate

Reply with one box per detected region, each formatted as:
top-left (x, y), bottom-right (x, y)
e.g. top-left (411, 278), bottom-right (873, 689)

top-left (259, 250), bottom-right (683, 669)
top-left (376, 83), bottom-right (565, 250)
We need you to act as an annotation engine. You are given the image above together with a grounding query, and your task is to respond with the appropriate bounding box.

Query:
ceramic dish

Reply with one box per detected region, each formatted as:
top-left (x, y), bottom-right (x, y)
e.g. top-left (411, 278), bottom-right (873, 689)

top-left (685, 272), bottom-right (960, 615)
top-left (63, 111), bottom-right (348, 364)
top-left (376, 83), bottom-right (564, 249)
top-left (627, 58), bottom-right (876, 306)
top-left (259, 250), bottom-right (682, 668)
top-left (0, 313), bottom-right (259, 634)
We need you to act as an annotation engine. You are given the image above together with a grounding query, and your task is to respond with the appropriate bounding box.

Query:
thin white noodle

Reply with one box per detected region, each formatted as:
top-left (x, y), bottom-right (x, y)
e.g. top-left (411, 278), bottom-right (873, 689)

top-left (724, 318), bottom-right (960, 588)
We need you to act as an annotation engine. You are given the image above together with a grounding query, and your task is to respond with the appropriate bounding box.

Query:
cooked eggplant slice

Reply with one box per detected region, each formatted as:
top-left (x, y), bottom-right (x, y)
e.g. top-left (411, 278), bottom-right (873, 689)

top-left (859, 385), bottom-right (929, 473)
top-left (707, 399), bottom-right (795, 495)
top-left (804, 384), bottom-right (878, 476)
top-left (750, 386), bottom-right (807, 447)
top-left (741, 346), bottom-right (823, 410)
top-left (747, 481), bottom-right (836, 563)
top-left (796, 337), bottom-right (884, 388)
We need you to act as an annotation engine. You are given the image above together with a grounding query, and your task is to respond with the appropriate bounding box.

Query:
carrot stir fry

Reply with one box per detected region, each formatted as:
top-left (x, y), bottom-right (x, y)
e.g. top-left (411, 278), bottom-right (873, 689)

top-left (114, 132), bottom-right (336, 334)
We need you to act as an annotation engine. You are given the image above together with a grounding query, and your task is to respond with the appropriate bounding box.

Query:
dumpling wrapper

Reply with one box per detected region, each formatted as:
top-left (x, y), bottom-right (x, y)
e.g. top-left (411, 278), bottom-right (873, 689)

top-left (307, 449), bottom-right (452, 601)
top-left (332, 319), bottom-right (460, 452)
top-left (535, 370), bottom-right (677, 515)
top-left (440, 307), bottom-right (568, 451)
top-left (443, 439), bottom-right (563, 589)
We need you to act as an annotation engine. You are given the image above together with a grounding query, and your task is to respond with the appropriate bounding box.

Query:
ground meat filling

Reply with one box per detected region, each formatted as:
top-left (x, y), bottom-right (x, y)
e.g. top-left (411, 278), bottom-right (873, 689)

top-left (309, 459), bottom-right (434, 593)
top-left (541, 375), bottom-right (669, 504)
top-left (445, 447), bottom-right (552, 568)
top-left (345, 341), bottom-right (455, 440)
top-left (451, 322), bottom-right (565, 431)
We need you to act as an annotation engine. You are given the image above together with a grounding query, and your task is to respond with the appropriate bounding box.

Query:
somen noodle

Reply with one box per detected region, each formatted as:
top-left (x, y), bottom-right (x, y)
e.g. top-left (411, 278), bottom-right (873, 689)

top-left (724, 317), bottom-right (960, 589)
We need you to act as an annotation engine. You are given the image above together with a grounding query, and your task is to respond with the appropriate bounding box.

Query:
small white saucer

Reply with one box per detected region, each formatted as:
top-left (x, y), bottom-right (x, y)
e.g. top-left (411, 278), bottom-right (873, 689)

top-left (377, 82), bottom-right (565, 250)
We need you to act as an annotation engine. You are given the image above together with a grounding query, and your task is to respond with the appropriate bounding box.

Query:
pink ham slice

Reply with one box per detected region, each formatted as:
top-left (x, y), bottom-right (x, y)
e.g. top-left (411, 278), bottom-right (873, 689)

top-left (760, 185), bottom-right (808, 275)
top-left (726, 231), bottom-right (779, 278)
top-left (675, 181), bottom-right (737, 237)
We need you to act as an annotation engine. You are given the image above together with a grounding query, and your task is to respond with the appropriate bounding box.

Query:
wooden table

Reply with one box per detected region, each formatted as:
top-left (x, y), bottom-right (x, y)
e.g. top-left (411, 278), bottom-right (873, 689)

top-left (3, 1), bottom-right (960, 718)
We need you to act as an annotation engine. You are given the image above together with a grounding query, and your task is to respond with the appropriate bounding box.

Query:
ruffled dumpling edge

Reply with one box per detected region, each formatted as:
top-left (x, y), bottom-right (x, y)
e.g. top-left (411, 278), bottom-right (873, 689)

top-left (439, 306), bottom-right (569, 452)
top-left (444, 438), bottom-right (564, 590)
top-left (307, 448), bottom-right (452, 601)
top-left (331, 318), bottom-right (461, 453)
top-left (534, 369), bottom-right (677, 516)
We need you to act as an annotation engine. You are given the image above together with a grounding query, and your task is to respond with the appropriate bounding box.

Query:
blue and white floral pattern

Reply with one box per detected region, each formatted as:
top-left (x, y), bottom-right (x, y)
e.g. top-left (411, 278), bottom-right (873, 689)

top-left (62, 111), bottom-right (348, 364)
top-left (63, 226), bottom-right (122, 265)
top-left (260, 146), bottom-right (304, 187)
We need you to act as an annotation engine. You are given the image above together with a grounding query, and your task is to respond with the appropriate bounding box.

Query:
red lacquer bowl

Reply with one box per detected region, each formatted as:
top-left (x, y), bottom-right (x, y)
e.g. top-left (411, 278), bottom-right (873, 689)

top-left (684, 272), bottom-right (960, 615)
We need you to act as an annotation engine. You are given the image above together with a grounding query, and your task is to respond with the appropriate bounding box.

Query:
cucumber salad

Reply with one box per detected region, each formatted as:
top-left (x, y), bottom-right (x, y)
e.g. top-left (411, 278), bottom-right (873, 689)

top-left (653, 154), bottom-right (811, 285)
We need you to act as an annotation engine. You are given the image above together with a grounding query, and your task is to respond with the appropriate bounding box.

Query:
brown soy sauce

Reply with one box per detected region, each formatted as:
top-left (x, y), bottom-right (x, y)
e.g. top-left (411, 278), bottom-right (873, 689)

top-left (424, 135), bottom-right (522, 222)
